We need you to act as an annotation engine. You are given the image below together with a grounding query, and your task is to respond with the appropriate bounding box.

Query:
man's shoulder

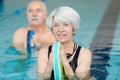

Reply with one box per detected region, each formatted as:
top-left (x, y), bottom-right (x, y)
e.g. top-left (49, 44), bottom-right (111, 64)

top-left (16, 27), bottom-right (27, 32)
top-left (14, 27), bottom-right (28, 34)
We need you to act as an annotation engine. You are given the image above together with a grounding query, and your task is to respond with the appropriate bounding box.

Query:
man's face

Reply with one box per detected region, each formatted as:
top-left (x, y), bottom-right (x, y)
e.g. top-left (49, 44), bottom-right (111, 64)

top-left (27, 1), bottom-right (47, 26)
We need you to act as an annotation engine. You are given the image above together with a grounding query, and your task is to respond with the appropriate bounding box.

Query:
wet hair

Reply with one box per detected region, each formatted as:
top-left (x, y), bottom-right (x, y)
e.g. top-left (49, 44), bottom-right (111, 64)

top-left (46, 6), bottom-right (80, 34)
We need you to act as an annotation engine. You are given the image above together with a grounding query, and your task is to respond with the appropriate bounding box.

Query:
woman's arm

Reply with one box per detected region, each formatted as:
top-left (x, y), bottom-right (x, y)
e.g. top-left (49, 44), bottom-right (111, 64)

top-left (75, 48), bottom-right (92, 79)
top-left (37, 47), bottom-right (53, 79)
top-left (59, 47), bottom-right (75, 79)
top-left (62, 59), bottom-right (75, 78)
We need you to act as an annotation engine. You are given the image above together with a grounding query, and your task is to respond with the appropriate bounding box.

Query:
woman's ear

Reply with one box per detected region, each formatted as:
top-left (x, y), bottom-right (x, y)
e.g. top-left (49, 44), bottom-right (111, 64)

top-left (73, 31), bottom-right (75, 35)
top-left (51, 28), bottom-right (53, 31)
top-left (51, 28), bottom-right (53, 33)
top-left (72, 28), bottom-right (75, 35)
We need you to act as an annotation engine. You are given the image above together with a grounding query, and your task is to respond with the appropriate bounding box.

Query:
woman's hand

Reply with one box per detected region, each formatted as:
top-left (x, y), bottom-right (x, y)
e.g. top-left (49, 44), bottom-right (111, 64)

top-left (59, 46), bottom-right (68, 63)
top-left (59, 46), bottom-right (75, 78)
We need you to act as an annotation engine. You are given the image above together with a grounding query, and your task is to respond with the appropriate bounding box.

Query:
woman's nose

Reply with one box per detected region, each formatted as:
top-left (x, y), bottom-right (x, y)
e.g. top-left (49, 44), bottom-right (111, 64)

top-left (59, 25), bottom-right (64, 31)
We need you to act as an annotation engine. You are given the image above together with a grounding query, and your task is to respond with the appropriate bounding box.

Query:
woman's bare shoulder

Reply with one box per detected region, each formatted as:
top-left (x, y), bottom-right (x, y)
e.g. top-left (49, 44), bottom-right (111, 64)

top-left (81, 47), bottom-right (91, 54)
top-left (79, 47), bottom-right (92, 59)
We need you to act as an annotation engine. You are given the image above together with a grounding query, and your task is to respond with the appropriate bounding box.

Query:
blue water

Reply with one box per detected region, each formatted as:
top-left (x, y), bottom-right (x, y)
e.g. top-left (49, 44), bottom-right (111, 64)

top-left (106, 11), bottom-right (120, 80)
top-left (0, 0), bottom-right (120, 80)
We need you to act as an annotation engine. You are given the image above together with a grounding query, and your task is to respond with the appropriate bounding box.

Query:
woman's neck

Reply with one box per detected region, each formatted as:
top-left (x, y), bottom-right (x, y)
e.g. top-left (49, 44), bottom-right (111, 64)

top-left (61, 41), bottom-right (74, 54)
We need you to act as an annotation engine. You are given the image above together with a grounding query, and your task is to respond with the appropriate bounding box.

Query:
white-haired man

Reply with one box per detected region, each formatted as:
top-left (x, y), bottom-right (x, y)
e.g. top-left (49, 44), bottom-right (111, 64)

top-left (13, 0), bottom-right (55, 54)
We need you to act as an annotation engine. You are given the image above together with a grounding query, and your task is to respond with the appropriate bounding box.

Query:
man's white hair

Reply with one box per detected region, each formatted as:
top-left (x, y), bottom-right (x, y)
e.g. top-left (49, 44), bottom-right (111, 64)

top-left (27, 0), bottom-right (47, 13)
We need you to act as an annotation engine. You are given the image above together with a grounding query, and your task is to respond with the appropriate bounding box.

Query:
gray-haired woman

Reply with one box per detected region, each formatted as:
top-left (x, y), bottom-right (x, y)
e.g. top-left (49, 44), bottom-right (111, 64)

top-left (37, 6), bottom-right (92, 80)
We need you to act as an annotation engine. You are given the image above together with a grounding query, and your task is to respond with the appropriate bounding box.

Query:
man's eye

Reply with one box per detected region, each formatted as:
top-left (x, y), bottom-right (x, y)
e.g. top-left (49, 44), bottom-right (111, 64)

top-left (37, 9), bottom-right (42, 12)
top-left (28, 9), bottom-right (33, 13)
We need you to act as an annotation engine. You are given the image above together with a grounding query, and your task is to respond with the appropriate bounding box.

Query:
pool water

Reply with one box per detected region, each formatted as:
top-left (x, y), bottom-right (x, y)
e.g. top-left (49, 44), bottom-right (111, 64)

top-left (0, 0), bottom-right (120, 80)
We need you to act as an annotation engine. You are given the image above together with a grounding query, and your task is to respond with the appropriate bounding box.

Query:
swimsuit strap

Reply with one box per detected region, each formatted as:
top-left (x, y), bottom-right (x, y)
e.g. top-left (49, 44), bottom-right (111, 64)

top-left (48, 45), bottom-right (52, 58)
top-left (26, 30), bottom-right (35, 58)
top-left (69, 45), bottom-right (81, 72)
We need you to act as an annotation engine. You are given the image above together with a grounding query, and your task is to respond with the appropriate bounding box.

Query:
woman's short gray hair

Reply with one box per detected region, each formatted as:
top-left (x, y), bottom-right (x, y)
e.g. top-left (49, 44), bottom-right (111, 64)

top-left (46, 6), bottom-right (80, 33)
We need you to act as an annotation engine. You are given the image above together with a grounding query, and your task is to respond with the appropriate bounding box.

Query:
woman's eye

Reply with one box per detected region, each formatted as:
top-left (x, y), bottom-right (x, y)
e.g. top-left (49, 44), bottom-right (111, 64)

top-left (64, 23), bottom-right (69, 26)
top-left (54, 25), bottom-right (58, 27)
top-left (53, 24), bottom-right (58, 27)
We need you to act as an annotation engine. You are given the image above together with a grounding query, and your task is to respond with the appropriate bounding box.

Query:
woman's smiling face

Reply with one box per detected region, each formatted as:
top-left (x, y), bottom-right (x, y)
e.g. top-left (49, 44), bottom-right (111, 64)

top-left (52, 18), bottom-right (74, 43)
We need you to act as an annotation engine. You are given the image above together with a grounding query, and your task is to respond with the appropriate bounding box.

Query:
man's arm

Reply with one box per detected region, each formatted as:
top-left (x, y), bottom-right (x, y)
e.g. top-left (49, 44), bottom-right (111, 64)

top-left (12, 28), bottom-right (27, 54)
